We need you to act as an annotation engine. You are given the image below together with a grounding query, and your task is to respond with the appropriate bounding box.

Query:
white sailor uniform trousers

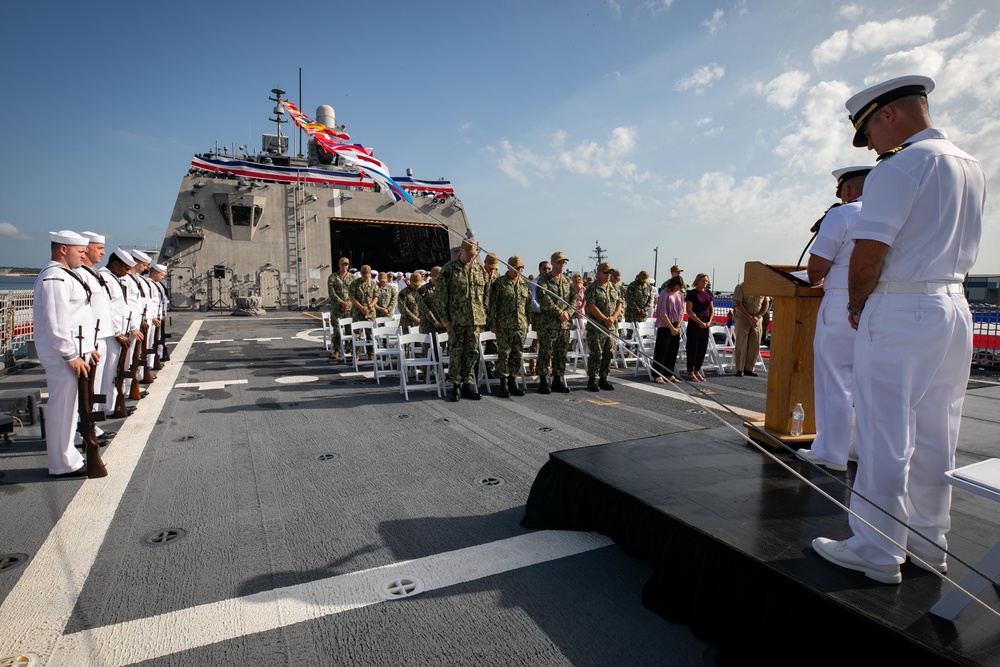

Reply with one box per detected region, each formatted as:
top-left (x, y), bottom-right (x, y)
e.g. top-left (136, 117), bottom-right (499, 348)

top-left (124, 274), bottom-right (147, 394)
top-left (847, 129), bottom-right (985, 567)
top-left (33, 261), bottom-right (96, 474)
top-left (810, 201), bottom-right (860, 467)
top-left (99, 266), bottom-right (131, 409)
top-left (77, 264), bottom-right (114, 416)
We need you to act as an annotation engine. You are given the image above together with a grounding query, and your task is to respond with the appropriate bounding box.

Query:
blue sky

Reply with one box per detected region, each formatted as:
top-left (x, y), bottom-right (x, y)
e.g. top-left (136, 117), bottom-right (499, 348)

top-left (1, 0), bottom-right (997, 290)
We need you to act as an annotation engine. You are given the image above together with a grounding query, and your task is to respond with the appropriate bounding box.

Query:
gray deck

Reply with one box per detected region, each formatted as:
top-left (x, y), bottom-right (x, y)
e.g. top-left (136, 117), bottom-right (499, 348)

top-left (1, 311), bottom-right (998, 666)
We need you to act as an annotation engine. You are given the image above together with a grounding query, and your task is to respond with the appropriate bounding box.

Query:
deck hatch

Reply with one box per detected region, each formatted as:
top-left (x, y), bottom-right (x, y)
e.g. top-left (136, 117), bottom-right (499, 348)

top-left (379, 576), bottom-right (424, 600)
top-left (0, 553), bottom-right (29, 573)
top-left (142, 528), bottom-right (187, 546)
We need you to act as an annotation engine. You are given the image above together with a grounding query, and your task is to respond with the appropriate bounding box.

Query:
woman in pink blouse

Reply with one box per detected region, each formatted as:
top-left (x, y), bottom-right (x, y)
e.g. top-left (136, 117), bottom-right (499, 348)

top-left (652, 275), bottom-right (685, 383)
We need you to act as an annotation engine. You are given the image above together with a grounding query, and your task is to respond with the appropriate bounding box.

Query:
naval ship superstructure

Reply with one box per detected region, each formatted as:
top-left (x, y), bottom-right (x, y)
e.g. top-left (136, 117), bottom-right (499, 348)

top-left (158, 89), bottom-right (473, 311)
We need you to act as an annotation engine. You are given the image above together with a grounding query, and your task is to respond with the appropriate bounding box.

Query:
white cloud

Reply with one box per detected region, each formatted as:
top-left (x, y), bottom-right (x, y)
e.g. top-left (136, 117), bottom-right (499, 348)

top-left (837, 4), bottom-right (863, 19)
top-left (674, 63), bottom-right (725, 93)
top-left (606, 0), bottom-right (621, 19)
top-left (695, 117), bottom-right (713, 127)
top-left (639, 0), bottom-right (673, 14)
top-left (0, 222), bottom-right (29, 240)
top-left (458, 122), bottom-right (472, 133)
top-left (703, 126), bottom-right (724, 138)
top-left (704, 9), bottom-right (725, 34)
top-left (773, 79), bottom-right (858, 176)
top-left (812, 30), bottom-right (850, 68)
top-left (852, 16), bottom-right (937, 53)
top-left (812, 16), bottom-right (937, 69)
top-left (495, 127), bottom-right (650, 189)
top-left (756, 70), bottom-right (812, 109)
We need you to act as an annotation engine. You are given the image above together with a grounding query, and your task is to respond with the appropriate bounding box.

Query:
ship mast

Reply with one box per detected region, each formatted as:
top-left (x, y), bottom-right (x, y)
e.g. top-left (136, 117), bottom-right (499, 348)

top-left (268, 88), bottom-right (288, 156)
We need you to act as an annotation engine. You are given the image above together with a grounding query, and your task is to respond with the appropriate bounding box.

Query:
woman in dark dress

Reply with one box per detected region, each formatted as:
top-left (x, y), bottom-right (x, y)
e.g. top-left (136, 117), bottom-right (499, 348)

top-left (684, 273), bottom-right (713, 382)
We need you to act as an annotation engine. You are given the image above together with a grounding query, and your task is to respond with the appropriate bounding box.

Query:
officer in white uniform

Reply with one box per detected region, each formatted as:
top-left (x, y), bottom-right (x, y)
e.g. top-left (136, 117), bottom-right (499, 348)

top-left (149, 263), bottom-right (170, 359)
top-left (130, 249), bottom-right (158, 376)
top-left (813, 76), bottom-right (986, 584)
top-left (33, 231), bottom-right (98, 477)
top-left (77, 232), bottom-right (115, 419)
top-left (99, 248), bottom-right (137, 413)
top-left (796, 166), bottom-right (872, 472)
top-left (121, 248), bottom-right (148, 397)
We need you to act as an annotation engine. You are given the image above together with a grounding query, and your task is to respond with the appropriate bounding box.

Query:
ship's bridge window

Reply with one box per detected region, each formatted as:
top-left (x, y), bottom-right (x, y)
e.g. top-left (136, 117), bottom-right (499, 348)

top-left (219, 203), bottom-right (264, 227)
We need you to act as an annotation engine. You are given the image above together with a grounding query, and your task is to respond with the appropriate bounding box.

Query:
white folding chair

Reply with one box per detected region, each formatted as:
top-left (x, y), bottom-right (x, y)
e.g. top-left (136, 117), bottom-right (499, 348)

top-left (372, 325), bottom-right (401, 384)
top-left (616, 323), bottom-right (639, 370)
top-left (337, 317), bottom-right (353, 363)
top-left (633, 321), bottom-right (658, 378)
top-left (704, 324), bottom-right (735, 376)
top-left (375, 316), bottom-right (395, 328)
top-left (433, 331), bottom-right (450, 384)
top-left (566, 327), bottom-right (588, 375)
top-left (321, 312), bottom-right (333, 351)
top-left (520, 330), bottom-right (539, 385)
top-left (350, 321), bottom-right (375, 372)
top-left (476, 330), bottom-right (501, 394)
top-left (398, 332), bottom-right (442, 400)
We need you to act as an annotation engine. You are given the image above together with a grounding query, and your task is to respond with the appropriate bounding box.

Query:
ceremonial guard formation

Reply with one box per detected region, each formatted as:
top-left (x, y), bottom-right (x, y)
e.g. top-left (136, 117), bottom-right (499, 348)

top-left (33, 232), bottom-right (171, 478)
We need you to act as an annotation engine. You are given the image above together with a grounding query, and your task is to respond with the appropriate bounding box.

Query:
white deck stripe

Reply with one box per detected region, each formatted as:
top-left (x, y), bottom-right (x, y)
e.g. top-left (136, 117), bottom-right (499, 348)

top-left (50, 531), bottom-right (612, 666)
top-left (0, 320), bottom-right (202, 664)
top-left (613, 376), bottom-right (765, 420)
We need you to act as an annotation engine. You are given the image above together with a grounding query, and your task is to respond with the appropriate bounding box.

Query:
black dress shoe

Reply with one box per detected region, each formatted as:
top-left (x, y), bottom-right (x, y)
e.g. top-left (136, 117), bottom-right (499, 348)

top-left (588, 377), bottom-right (600, 392)
top-left (50, 467), bottom-right (88, 478)
top-left (461, 383), bottom-right (482, 400)
top-left (745, 371), bottom-right (759, 377)
top-left (598, 378), bottom-right (614, 391)
top-left (736, 371), bottom-right (744, 377)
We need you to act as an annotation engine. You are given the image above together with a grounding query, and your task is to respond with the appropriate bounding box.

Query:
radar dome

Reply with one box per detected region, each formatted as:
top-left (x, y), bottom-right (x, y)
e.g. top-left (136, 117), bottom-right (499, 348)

top-left (316, 105), bottom-right (336, 129)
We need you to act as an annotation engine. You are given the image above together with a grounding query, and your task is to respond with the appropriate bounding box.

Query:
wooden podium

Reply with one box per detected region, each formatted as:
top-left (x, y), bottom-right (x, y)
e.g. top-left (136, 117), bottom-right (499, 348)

top-left (742, 262), bottom-right (825, 448)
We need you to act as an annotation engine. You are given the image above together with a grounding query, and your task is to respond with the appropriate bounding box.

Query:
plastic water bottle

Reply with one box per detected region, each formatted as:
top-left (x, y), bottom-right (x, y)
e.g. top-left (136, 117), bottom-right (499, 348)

top-left (790, 403), bottom-right (805, 437)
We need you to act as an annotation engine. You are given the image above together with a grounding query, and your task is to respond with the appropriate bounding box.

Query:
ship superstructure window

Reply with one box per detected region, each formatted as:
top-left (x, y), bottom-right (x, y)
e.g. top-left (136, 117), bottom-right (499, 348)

top-left (219, 203), bottom-right (264, 227)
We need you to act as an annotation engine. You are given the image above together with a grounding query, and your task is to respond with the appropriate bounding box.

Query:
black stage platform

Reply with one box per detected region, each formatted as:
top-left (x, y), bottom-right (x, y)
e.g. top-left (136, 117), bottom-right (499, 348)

top-left (521, 427), bottom-right (1000, 667)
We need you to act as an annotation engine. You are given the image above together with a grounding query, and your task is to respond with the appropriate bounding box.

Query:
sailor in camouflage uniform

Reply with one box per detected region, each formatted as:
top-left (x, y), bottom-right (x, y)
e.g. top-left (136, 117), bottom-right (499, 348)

top-left (418, 267), bottom-right (443, 336)
top-left (537, 251), bottom-right (575, 394)
top-left (624, 271), bottom-right (654, 324)
top-left (375, 271), bottom-right (397, 320)
top-left (327, 257), bottom-right (355, 359)
top-left (585, 262), bottom-right (622, 391)
top-left (397, 273), bottom-right (423, 332)
top-left (609, 269), bottom-right (625, 326)
top-left (483, 253), bottom-right (501, 376)
top-left (487, 255), bottom-right (531, 398)
top-left (349, 265), bottom-right (378, 359)
top-left (438, 239), bottom-right (488, 401)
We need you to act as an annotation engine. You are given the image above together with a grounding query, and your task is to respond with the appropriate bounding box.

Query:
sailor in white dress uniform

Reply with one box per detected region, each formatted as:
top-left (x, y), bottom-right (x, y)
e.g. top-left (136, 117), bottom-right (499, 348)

top-left (32, 231), bottom-right (98, 476)
top-left (813, 75), bottom-right (986, 584)
top-left (797, 166), bottom-right (872, 472)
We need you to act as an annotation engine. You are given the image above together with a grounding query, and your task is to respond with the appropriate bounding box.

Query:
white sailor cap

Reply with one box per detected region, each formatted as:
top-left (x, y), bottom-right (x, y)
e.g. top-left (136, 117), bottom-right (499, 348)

top-left (81, 231), bottom-right (106, 244)
top-left (49, 230), bottom-right (89, 246)
top-left (113, 247), bottom-right (137, 267)
top-left (832, 165), bottom-right (874, 195)
top-left (846, 75), bottom-right (934, 147)
top-left (151, 263), bottom-right (168, 273)
top-left (131, 249), bottom-right (152, 263)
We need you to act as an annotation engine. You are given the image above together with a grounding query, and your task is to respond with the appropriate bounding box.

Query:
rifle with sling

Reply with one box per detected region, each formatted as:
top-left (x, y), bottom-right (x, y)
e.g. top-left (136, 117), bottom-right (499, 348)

top-left (129, 305), bottom-right (147, 400)
top-left (160, 310), bottom-right (171, 362)
top-left (112, 313), bottom-right (132, 418)
top-left (142, 314), bottom-right (158, 383)
top-left (77, 324), bottom-right (108, 478)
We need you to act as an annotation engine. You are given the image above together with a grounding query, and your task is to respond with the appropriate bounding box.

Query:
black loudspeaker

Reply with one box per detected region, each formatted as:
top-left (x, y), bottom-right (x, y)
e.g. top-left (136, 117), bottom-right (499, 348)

top-left (213, 265), bottom-right (226, 279)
